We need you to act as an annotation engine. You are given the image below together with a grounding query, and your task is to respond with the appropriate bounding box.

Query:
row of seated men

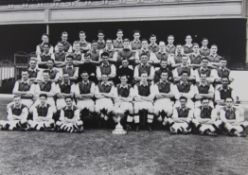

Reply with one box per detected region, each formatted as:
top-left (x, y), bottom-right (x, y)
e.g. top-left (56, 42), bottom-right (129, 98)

top-left (0, 68), bottom-right (247, 136)
top-left (36, 31), bottom-right (222, 69)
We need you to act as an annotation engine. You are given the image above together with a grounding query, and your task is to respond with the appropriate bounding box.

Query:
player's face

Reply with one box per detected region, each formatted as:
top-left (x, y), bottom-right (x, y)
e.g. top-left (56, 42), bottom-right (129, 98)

top-left (142, 41), bottom-right (148, 49)
top-left (65, 98), bottom-right (73, 106)
top-left (120, 76), bottom-right (127, 84)
top-left (117, 31), bottom-right (123, 38)
top-left (14, 97), bottom-right (21, 106)
top-left (98, 33), bottom-right (104, 40)
top-left (66, 58), bottom-right (73, 65)
top-left (123, 41), bottom-right (129, 48)
top-left (43, 45), bottom-right (49, 52)
top-left (133, 33), bottom-right (140, 40)
top-left (202, 100), bottom-right (209, 107)
top-left (201, 60), bottom-right (208, 67)
top-left (181, 73), bottom-right (188, 81)
top-left (220, 60), bottom-right (227, 67)
top-left (122, 60), bottom-right (129, 67)
top-left (222, 78), bottom-right (229, 86)
top-left (42, 35), bottom-right (49, 43)
top-left (159, 42), bottom-right (165, 50)
top-left (84, 55), bottom-right (91, 62)
top-left (101, 56), bottom-right (108, 63)
top-left (63, 74), bottom-right (70, 82)
top-left (160, 61), bottom-right (168, 68)
top-left (202, 39), bottom-right (208, 47)
top-left (47, 61), bottom-right (54, 69)
top-left (167, 36), bottom-right (174, 44)
top-left (73, 43), bottom-right (80, 51)
top-left (182, 57), bottom-right (188, 65)
top-left (193, 45), bottom-right (199, 52)
top-left (43, 73), bottom-right (50, 81)
top-left (150, 37), bottom-right (156, 43)
top-left (226, 98), bottom-right (233, 108)
top-left (200, 74), bottom-right (207, 83)
top-left (22, 72), bottom-right (29, 81)
top-left (29, 60), bottom-right (37, 69)
top-left (106, 40), bottom-right (112, 48)
top-left (176, 45), bottom-right (182, 53)
top-left (79, 33), bottom-right (86, 40)
top-left (61, 34), bottom-right (68, 41)
top-left (180, 99), bottom-right (187, 107)
top-left (58, 44), bottom-right (64, 51)
top-left (39, 96), bottom-right (47, 105)
top-left (185, 35), bottom-right (192, 43)
top-left (140, 55), bottom-right (148, 64)
top-left (92, 42), bottom-right (98, 50)
top-left (160, 73), bottom-right (168, 81)
top-left (81, 73), bottom-right (89, 81)
top-left (211, 46), bottom-right (218, 54)
top-left (141, 73), bottom-right (148, 82)
top-left (102, 75), bottom-right (108, 82)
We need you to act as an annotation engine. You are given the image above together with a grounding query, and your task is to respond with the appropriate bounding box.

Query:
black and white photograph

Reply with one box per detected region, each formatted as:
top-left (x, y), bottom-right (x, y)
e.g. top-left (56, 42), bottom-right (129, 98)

top-left (0, 0), bottom-right (248, 174)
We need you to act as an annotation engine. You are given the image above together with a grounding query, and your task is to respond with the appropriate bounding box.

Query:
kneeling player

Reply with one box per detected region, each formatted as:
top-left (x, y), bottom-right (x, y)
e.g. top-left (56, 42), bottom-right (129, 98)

top-left (56, 97), bottom-right (83, 133)
top-left (29, 94), bottom-right (54, 131)
top-left (153, 72), bottom-right (174, 127)
top-left (0, 96), bottom-right (28, 130)
top-left (219, 97), bottom-right (248, 137)
top-left (193, 98), bottom-right (219, 136)
top-left (114, 75), bottom-right (134, 130)
top-left (167, 96), bottom-right (193, 134)
top-left (133, 72), bottom-right (155, 131)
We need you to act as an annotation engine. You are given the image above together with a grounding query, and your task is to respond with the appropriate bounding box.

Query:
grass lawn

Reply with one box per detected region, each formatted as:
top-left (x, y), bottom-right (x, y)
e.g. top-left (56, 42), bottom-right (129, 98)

top-left (1, 99), bottom-right (248, 175)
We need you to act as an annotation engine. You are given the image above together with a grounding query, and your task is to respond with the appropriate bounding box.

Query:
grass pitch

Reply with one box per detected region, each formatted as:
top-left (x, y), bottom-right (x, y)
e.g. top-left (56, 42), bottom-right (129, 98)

top-left (0, 99), bottom-right (248, 175)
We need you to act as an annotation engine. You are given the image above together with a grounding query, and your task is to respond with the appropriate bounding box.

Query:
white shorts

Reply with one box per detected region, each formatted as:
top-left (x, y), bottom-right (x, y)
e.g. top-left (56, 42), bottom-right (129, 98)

top-left (95, 98), bottom-right (113, 112)
top-left (77, 99), bottom-right (95, 112)
top-left (134, 101), bottom-right (154, 113)
top-left (28, 119), bottom-right (54, 129)
top-left (154, 98), bottom-right (173, 115)
top-left (114, 101), bottom-right (133, 114)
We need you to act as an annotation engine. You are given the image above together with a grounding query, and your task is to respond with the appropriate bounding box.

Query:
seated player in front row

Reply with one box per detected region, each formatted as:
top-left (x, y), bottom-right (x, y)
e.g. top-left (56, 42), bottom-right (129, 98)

top-left (56, 96), bottom-right (83, 133)
top-left (165, 96), bottom-right (193, 134)
top-left (95, 74), bottom-right (116, 126)
top-left (29, 94), bottom-right (54, 131)
top-left (114, 75), bottom-right (134, 130)
top-left (193, 98), bottom-right (219, 136)
top-left (153, 72), bottom-right (174, 127)
top-left (219, 97), bottom-right (248, 137)
top-left (0, 96), bottom-right (28, 130)
top-left (133, 72), bottom-right (154, 131)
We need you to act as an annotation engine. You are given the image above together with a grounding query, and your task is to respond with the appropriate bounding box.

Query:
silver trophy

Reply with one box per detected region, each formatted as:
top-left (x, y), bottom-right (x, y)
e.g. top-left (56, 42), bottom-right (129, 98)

top-left (112, 108), bottom-right (127, 135)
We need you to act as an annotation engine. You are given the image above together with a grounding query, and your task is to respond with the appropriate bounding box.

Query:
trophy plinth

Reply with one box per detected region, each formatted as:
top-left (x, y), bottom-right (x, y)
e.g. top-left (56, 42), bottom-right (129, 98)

top-left (112, 108), bottom-right (127, 135)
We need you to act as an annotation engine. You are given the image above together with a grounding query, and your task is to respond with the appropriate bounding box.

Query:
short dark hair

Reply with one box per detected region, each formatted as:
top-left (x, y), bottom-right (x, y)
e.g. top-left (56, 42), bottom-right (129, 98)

top-left (101, 52), bottom-right (109, 57)
top-left (65, 96), bottom-right (73, 100)
top-left (39, 93), bottom-right (48, 98)
top-left (179, 96), bottom-right (187, 101)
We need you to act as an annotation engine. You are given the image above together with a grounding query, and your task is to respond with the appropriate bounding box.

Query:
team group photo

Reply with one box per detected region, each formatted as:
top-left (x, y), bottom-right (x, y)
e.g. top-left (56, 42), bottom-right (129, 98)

top-left (0, 0), bottom-right (248, 175)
